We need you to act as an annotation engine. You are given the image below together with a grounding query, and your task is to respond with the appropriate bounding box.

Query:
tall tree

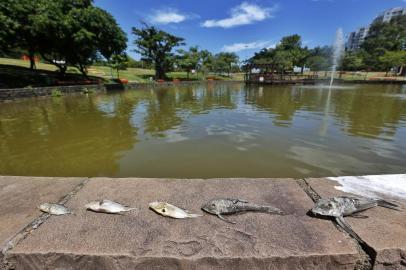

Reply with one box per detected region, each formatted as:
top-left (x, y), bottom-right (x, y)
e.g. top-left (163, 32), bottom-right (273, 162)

top-left (0, 1), bottom-right (18, 55)
top-left (379, 51), bottom-right (406, 76)
top-left (361, 15), bottom-right (406, 70)
top-left (215, 52), bottom-right (239, 76)
top-left (342, 52), bottom-right (364, 71)
top-left (199, 49), bottom-right (213, 78)
top-left (33, 0), bottom-right (127, 75)
top-left (176, 46), bottom-right (201, 78)
top-left (132, 24), bottom-right (184, 80)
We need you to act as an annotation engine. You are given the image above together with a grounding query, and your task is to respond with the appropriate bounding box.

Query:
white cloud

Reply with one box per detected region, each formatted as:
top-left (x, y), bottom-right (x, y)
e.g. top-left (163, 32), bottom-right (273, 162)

top-left (202, 2), bottom-right (276, 28)
top-left (149, 9), bottom-right (190, 24)
top-left (222, 40), bottom-right (276, 52)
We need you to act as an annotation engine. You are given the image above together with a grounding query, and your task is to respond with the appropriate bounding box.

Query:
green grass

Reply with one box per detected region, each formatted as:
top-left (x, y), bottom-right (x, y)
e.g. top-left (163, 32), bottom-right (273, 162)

top-left (0, 57), bottom-right (244, 85)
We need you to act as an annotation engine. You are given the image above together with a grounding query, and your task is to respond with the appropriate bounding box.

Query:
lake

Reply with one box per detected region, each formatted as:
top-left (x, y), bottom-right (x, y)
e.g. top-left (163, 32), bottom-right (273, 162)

top-left (0, 82), bottom-right (405, 178)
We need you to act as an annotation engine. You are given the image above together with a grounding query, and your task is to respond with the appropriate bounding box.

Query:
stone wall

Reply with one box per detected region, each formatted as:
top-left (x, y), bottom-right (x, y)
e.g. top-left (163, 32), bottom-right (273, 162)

top-left (0, 81), bottom-right (243, 101)
top-left (0, 84), bottom-right (106, 101)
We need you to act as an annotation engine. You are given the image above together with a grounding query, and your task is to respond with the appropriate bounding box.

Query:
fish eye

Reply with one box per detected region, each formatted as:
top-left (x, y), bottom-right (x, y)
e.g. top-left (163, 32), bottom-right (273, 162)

top-left (162, 209), bottom-right (166, 213)
top-left (211, 204), bottom-right (215, 207)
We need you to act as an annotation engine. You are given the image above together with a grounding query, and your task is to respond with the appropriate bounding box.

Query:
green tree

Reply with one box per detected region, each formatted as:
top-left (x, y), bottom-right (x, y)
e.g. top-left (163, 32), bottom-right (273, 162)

top-left (34, 0), bottom-right (127, 76)
top-left (199, 49), bottom-right (213, 78)
top-left (215, 52), bottom-right (239, 76)
top-left (278, 34), bottom-right (309, 73)
top-left (0, 1), bottom-right (18, 55)
top-left (176, 46), bottom-right (201, 78)
top-left (109, 53), bottom-right (129, 79)
top-left (1, 0), bottom-right (127, 75)
top-left (132, 24), bottom-right (184, 80)
top-left (361, 15), bottom-right (406, 70)
top-left (0, 0), bottom-right (40, 68)
top-left (342, 52), bottom-right (364, 71)
top-left (306, 56), bottom-right (329, 74)
top-left (379, 51), bottom-right (406, 76)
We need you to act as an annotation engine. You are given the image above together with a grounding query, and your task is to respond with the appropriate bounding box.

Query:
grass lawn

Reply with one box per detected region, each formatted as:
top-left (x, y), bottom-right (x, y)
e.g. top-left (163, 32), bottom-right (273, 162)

top-left (0, 57), bottom-right (244, 88)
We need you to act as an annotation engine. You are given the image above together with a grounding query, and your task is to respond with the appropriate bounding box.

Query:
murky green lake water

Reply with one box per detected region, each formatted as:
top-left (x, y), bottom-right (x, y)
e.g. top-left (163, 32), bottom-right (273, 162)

top-left (0, 82), bottom-right (405, 178)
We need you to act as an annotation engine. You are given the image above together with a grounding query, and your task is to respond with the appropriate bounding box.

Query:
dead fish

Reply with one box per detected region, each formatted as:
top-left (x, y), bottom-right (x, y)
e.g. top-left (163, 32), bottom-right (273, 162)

top-left (311, 196), bottom-right (400, 218)
top-left (311, 196), bottom-right (400, 244)
top-left (39, 203), bottom-right (72, 216)
top-left (85, 199), bottom-right (136, 214)
top-left (201, 198), bottom-right (284, 224)
top-left (149, 201), bottom-right (202, 219)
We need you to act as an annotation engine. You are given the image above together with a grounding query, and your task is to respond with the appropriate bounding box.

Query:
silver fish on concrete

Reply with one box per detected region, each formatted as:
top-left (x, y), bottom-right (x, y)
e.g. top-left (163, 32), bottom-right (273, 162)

top-left (85, 199), bottom-right (136, 214)
top-left (201, 198), bottom-right (284, 224)
top-left (311, 196), bottom-right (400, 218)
top-left (39, 203), bottom-right (72, 216)
top-left (149, 201), bottom-right (202, 219)
top-left (311, 196), bottom-right (400, 244)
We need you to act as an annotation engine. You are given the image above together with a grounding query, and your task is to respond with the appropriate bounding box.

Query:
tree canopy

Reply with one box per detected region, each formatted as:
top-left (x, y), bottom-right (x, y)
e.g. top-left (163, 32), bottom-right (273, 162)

top-left (248, 34), bottom-right (310, 74)
top-left (132, 24), bottom-right (185, 80)
top-left (0, 0), bottom-right (127, 75)
top-left (361, 15), bottom-right (406, 70)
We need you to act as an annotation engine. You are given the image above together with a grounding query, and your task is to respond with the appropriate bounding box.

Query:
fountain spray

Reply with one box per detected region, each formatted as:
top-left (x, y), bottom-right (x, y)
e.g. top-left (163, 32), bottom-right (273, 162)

top-left (329, 28), bottom-right (345, 88)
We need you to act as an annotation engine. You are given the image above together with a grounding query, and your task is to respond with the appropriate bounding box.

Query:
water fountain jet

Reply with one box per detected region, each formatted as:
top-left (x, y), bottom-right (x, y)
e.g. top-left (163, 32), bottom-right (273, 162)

top-left (329, 28), bottom-right (345, 88)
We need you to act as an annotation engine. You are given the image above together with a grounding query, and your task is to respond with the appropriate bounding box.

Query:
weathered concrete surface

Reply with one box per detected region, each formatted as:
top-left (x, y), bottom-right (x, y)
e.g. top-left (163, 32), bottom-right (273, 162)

top-left (8, 178), bottom-right (360, 270)
top-left (306, 177), bottom-right (406, 269)
top-left (0, 176), bottom-right (84, 261)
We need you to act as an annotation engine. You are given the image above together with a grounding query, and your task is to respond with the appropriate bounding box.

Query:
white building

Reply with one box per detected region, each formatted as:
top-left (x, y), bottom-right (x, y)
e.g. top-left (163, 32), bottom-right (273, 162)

top-left (373, 7), bottom-right (406, 23)
top-left (346, 7), bottom-right (405, 51)
top-left (346, 26), bottom-right (369, 51)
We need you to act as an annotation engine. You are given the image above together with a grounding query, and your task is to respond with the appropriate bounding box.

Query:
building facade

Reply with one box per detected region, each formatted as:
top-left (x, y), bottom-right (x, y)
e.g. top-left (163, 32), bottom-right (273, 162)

top-left (346, 7), bottom-right (405, 51)
top-left (373, 7), bottom-right (406, 24)
top-left (346, 27), bottom-right (369, 51)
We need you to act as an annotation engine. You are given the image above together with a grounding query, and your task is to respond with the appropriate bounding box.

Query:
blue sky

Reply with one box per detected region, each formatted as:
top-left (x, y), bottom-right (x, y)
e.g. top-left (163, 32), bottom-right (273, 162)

top-left (94, 0), bottom-right (406, 61)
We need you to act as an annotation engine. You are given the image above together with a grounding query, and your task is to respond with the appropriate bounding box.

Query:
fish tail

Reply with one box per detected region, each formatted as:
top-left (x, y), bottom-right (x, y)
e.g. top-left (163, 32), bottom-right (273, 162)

top-left (377, 200), bottom-right (401, 211)
top-left (125, 207), bottom-right (137, 212)
top-left (186, 213), bottom-right (203, 218)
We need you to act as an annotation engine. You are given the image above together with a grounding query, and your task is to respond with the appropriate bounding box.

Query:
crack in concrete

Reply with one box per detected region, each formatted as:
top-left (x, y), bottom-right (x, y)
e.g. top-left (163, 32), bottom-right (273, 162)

top-left (295, 178), bottom-right (373, 270)
top-left (1, 178), bottom-right (89, 270)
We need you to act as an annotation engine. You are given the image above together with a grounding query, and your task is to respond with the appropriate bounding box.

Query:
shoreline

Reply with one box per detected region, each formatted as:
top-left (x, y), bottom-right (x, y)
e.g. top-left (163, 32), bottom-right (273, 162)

top-left (1, 79), bottom-right (406, 101)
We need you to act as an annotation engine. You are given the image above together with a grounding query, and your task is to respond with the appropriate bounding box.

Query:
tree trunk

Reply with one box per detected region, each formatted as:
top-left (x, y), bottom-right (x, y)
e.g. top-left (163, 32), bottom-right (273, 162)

top-left (155, 62), bottom-right (165, 80)
top-left (28, 49), bottom-right (36, 70)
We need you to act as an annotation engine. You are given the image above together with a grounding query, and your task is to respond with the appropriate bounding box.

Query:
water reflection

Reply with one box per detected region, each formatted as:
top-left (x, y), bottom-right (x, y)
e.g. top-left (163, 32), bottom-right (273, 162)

top-left (0, 82), bottom-right (405, 178)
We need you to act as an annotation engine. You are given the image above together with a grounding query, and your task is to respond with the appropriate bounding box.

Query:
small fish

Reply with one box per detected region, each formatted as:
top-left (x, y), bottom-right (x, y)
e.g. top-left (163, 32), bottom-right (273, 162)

top-left (85, 199), bottom-right (136, 214)
top-left (39, 203), bottom-right (72, 216)
top-left (201, 198), bottom-right (284, 224)
top-left (311, 196), bottom-right (400, 218)
top-left (149, 201), bottom-right (202, 219)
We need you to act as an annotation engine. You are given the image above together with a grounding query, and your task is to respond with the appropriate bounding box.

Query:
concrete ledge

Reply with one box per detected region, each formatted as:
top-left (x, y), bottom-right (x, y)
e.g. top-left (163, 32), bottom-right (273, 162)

top-left (306, 177), bottom-right (406, 269)
top-left (3, 177), bottom-right (361, 269)
top-left (0, 176), bottom-right (84, 261)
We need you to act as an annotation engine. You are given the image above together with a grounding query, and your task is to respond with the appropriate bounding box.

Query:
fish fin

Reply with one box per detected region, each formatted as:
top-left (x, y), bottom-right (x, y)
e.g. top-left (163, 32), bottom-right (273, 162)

top-left (335, 216), bottom-right (365, 245)
top-left (186, 213), bottom-right (203, 218)
top-left (217, 214), bottom-right (236, 224)
top-left (229, 198), bottom-right (248, 204)
top-left (376, 200), bottom-right (401, 211)
top-left (348, 213), bottom-right (368, 219)
top-left (266, 206), bottom-right (285, 215)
